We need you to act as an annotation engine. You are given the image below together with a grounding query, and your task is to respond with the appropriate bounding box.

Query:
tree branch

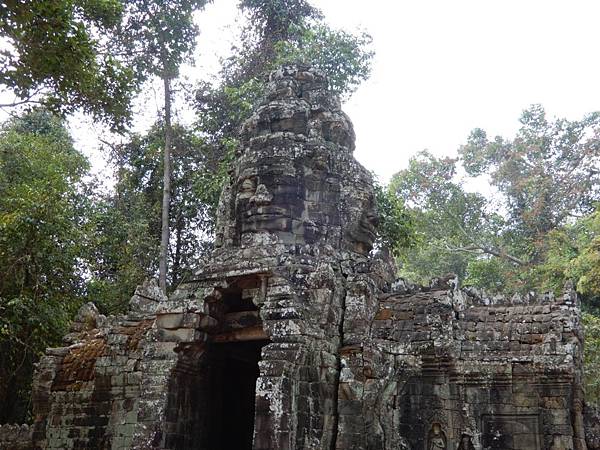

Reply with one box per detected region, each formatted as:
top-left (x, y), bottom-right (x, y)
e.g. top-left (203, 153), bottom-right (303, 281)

top-left (444, 242), bottom-right (527, 266)
top-left (441, 207), bottom-right (527, 266)
top-left (0, 97), bottom-right (42, 108)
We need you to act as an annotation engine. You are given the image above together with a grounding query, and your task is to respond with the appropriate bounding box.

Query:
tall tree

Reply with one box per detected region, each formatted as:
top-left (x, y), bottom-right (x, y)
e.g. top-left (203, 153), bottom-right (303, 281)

top-left (231, 0), bottom-right (373, 97)
top-left (91, 122), bottom-right (227, 312)
top-left (460, 105), bottom-right (600, 262)
top-left (390, 150), bottom-right (513, 285)
top-left (0, 109), bottom-right (91, 422)
top-left (198, 0), bottom-right (372, 119)
top-left (0, 0), bottom-right (135, 130)
top-left (115, 0), bottom-right (211, 292)
top-left (391, 106), bottom-right (600, 293)
top-left (229, 0), bottom-right (322, 82)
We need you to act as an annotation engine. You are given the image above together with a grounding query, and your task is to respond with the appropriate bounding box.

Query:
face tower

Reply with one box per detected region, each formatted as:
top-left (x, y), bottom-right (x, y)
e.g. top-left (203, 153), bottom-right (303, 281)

top-left (172, 64), bottom-right (390, 450)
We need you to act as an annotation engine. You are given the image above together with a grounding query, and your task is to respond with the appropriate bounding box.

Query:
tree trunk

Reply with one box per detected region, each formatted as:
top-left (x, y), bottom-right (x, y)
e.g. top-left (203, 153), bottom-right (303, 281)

top-left (171, 215), bottom-right (183, 288)
top-left (159, 76), bottom-right (172, 293)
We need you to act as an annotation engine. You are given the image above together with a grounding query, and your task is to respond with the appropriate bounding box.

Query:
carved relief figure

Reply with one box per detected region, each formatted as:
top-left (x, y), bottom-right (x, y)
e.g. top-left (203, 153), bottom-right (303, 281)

top-left (457, 433), bottom-right (475, 450)
top-left (428, 423), bottom-right (447, 450)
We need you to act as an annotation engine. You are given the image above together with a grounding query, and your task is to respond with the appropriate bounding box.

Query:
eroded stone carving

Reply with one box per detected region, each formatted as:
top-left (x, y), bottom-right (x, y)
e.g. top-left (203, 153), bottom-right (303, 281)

top-left (428, 423), bottom-right (447, 450)
top-left (457, 434), bottom-right (475, 450)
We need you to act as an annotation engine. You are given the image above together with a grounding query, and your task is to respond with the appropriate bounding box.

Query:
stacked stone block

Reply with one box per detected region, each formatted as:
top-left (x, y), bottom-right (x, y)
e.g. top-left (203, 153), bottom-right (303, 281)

top-left (342, 282), bottom-right (588, 450)
top-left (0, 424), bottom-right (32, 450)
top-left (30, 291), bottom-right (160, 450)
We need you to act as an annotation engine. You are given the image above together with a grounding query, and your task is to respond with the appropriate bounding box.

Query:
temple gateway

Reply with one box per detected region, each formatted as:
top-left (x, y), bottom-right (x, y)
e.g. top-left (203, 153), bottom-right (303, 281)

top-left (1, 65), bottom-right (595, 450)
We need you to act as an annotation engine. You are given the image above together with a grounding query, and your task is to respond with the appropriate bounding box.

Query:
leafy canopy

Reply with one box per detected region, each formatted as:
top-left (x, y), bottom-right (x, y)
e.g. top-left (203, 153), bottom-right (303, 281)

top-left (583, 312), bottom-right (600, 405)
top-left (373, 180), bottom-right (415, 257)
top-left (197, 0), bottom-right (373, 138)
top-left (115, 0), bottom-right (211, 80)
top-left (392, 105), bottom-right (600, 294)
top-left (89, 121), bottom-right (232, 312)
top-left (461, 105), bottom-right (600, 246)
top-left (0, 0), bottom-right (135, 130)
top-left (0, 109), bottom-right (91, 422)
top-left (391, 150), bottom-right (513, 285)
top-left (233, 0), bottom-right (373, 98)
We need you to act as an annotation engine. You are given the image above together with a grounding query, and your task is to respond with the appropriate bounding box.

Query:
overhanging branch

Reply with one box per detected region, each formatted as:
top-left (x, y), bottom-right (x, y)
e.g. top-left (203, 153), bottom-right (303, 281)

top-left (444, 242), bottom-right (526, 266)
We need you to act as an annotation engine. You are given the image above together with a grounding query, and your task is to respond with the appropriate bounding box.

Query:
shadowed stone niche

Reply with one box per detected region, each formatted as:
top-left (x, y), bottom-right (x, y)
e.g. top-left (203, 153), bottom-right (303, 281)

top-left (482, 415), bottom-right (540, 450)
top-left (5, 65), bottom-right (591, 450)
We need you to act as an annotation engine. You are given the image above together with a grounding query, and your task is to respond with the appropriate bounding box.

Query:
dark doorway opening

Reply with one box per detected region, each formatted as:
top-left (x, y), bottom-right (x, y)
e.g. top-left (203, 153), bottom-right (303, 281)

top-left (164, 275), bottom-right (268, 450)
top-left (205, 340), bottom-right (268, 450)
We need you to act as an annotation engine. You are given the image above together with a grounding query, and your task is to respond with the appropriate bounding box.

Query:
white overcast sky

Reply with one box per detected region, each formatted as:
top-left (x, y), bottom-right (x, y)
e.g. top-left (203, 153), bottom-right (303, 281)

top-left (6, 0), bottom-right (600, 185)
top-left (175, 0), bottom-right (600, 182)
top-left (311, 0), bottom-right (600, 181)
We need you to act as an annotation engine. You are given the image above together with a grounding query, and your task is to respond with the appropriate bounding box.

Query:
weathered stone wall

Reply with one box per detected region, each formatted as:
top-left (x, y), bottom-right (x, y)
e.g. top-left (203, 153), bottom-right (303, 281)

top-left (0, 424), bottom-right (33, 450)
top-left (171, 64), bottom-right (378, 449)
top-left (342, 284), bottom-right (587, 450)
top-left (30, 286), bottom-right (166, 450)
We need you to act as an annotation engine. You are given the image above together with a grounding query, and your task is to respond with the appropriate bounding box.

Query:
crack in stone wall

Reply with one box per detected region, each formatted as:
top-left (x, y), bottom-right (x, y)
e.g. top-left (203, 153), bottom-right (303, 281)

top-left (329, 266), bottom-right (348, 450)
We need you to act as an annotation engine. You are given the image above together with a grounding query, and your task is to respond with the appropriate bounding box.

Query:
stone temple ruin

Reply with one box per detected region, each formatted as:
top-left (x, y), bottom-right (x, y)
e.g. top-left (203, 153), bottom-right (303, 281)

top-left (0, 65), bottom-right (597, 450)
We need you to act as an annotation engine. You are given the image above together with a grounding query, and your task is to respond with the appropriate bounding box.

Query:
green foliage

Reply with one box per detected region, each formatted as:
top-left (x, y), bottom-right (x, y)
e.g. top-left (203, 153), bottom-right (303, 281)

top-left (390, 150), bottom-right (516, 284)
top-left (195, 77), bottom-right (264, 145)
top-left (227, 0), bottom-right (321, 81)
top-left (463, 258), bottom-right (512, 293)
top-left (236, 0), bottom-right (373, 97)
top-left (191, 137), bottom-right (236, 227)
top-left (116, 0), bottom-right (211, 80)
top-left (527, 227), bottom-right (578, 293)
top-left (373, 181), bottom-right (415, 257)
top-left (460, 105), bottom-right (600, 255)
top-left (0, 0), bottom-right (213, 129)
top-left (392, 106), bottom-right (600, 295)
top-left (570, 211), bottom-right (600, 300)
top-left (0, 110), bottom-right (89, 298)
top-left (239, 0), bottom-right (322, 41)
top-left (398, 239), bottom-right (472, 286)
top-left (91, 122), bottom-right (229, 310)
top-left (583, 312), bottom-right (600, 406)
top-left (526, 208), bottom-right (600, 310)
top-left (0, 0), bottom-right (135, 130)
top-left (85, 188), bottom-right (158, 314)
top-left (0, 109), bottom-right (90, 422)
top-left (195, 0), bottom-right (373, 152)
top-left (273, 24), bottom-right (373, 98)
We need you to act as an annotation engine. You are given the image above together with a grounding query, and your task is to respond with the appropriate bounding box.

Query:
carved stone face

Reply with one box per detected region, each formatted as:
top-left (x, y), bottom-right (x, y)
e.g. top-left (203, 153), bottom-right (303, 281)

top-left (232, 151), bottom-right (380, 254)
top-left (347, 194), bottom-right (380, 254)
top-left (232, 150), bottom-right (346, 247)
top-left (234, 154), bottom-right (303, 242)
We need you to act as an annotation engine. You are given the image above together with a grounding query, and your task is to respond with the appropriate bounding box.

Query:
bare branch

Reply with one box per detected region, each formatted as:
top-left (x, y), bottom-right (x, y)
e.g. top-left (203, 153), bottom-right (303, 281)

top-left (0, 88), bottom-right (45, 109)
top-left (0, 98), bottom-right (42, 108)
top-left (444, 242), bottom-right (527, 266)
